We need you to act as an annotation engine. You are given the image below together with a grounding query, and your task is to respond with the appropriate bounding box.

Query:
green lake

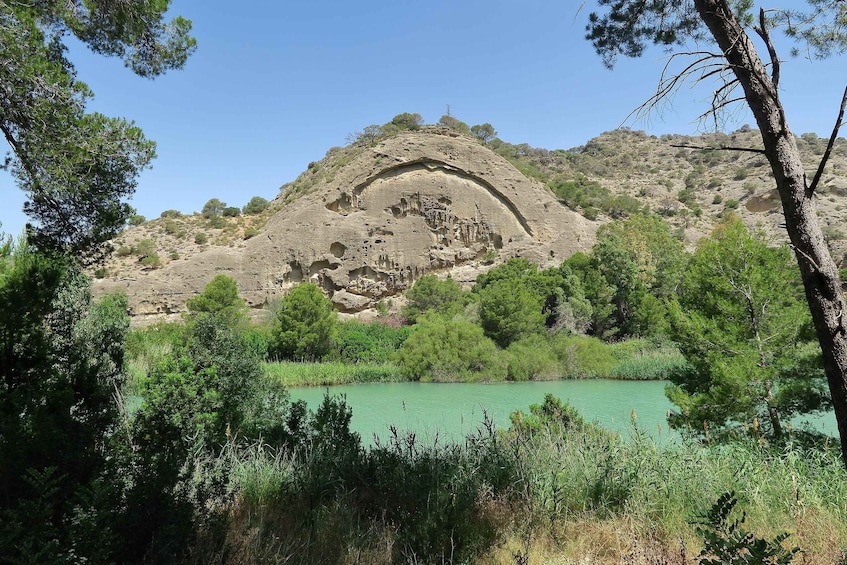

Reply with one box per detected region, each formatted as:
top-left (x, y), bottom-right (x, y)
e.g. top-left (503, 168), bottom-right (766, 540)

top-left (289, 380), bottom-right (841, 445)
top-left (290, 380), bottom-right (678, 444)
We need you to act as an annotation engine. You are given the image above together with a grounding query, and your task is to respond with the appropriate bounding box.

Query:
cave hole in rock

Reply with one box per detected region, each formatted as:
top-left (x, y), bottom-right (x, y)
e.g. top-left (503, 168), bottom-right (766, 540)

top-left (330, 242), bottom-right (347, 258)
top-left (309, 260), bottom-right (337, 273)
top-left (287, 262), bottom-right (303, 283)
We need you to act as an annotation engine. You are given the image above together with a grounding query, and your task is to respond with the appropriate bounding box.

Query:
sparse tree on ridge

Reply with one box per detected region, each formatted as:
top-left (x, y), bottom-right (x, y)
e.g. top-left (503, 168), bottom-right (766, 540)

top-left (586, 0), bottom-right (847, 466)
top-left (470, 123), bottom-right (497, 145)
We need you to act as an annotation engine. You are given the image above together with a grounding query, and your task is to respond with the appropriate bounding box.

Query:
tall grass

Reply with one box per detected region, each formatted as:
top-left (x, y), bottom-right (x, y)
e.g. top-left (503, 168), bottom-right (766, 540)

top-left (204, 399), bottom-right (847, 564)
top-left (263, 361), bottom-right (405, 387)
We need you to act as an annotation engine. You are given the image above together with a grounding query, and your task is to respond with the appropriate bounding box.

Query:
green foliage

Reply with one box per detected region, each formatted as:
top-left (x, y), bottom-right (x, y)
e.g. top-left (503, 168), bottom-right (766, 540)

top-left (478, 277), bottom-right (546, 347)
top-left (437, 114), bottom-right (471, 134)
top-left (402, 274), bottom-right (466, 323)
top-left (550, 334), bottom-right (617, 378)
top-left (470, 122), bottom-right (497, 144)
top-left (160, 209), bottom-right (183, 218)
top-left (186, 274), bottom-right (247, 324)
top-left (666, 218), bottom-right (823, 441)
top-left (0, 248), bottom-right (129, 563)
top-left (243, 226), bottom-right (258, 239)
top-left (124, 312), bottom-right (291, 559)
top-left (139, 252), bottom-right (160, 268)
top-left (222, 206), bottom-right (240, 217)
top-left (202, 198), bottom-right (226, 218)
top-left (695, 492), bottom-right (800, 565)
top-left (265, 361), bottom-right (403, 386)
top-left (128, 214), bottom-right (146, 226)
top-left (0, 2), bottom-right (194, 258)
top-left (508, 394), bottom-right (589, 438)
top-left (394, 316), bottom-right (506, 381)
top-left (242, 195), bottom-right (270, 215)
top-left (330, 320), bottom-right (412, 364)
top-left (134, 238), bottom-right (156, 256)
top-left (591, 214), bottom-right (686, 338)
top-left (504, 335), bottom-right (561, 381)
top-left (390, 112), bottom-right (424, 131)
top-left (271, 283), bottom-right (337, 361)
top-left (194, 232), bottom-right (208, 244)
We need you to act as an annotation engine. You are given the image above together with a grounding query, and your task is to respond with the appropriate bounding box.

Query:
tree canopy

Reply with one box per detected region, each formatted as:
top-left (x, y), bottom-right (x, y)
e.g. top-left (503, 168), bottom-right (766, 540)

top-left (585, 0), bottom-right (847, 466)
top-left (0, 1), bottom-right (195, 259)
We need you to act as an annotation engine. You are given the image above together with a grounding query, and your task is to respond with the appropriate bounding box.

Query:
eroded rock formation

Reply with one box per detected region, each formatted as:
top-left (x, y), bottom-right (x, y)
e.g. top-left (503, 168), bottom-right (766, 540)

top-left (95, 129), bottom-right (596, 323)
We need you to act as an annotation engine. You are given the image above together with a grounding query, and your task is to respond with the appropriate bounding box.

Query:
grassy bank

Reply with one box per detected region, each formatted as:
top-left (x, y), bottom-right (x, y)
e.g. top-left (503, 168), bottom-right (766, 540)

top-left (200, 397), bottom-right (847, 564)
top-left (264, 338), bottom-right (689, 386)
top-left (263, 361), bottom-right (405, 387)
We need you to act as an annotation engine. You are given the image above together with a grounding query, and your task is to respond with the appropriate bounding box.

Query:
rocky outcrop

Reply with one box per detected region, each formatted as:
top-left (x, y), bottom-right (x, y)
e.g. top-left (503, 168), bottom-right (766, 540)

top-left (94, 130), bottom-right (596, 323)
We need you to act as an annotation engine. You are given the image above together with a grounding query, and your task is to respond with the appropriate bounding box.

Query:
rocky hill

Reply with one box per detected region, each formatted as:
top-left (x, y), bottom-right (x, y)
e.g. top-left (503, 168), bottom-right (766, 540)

top-left (93, 127), bottom-right (595, 324)
top-left (92, 125), bottom-right (847, 325)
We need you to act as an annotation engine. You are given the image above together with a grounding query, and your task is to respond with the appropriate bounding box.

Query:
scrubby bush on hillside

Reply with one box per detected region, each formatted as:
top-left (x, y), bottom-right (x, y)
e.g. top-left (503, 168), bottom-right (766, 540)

top-left (242, 196), bottom-right (269, 215)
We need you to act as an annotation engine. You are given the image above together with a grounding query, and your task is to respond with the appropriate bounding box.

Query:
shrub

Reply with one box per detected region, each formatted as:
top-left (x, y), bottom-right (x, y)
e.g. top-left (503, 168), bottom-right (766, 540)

top-left (202, 198), bottom-right (226, 218)
top-left (394, 316), bottom-right (506, 382)
top-left (713, 194), bottom-right (723, 205)
top-left (504, 335), bottom-right (560, 381)
top-left (242, 196), bottom-right (270, 215)
top-left (163, 219), bottom-right (179, 234)
top-left (402, 275), bottom-right (466, 323)
top-left (116, 245), bottom-right (133, 257)
top-left (160, 209), bottom-right (182, 218)
top-left (550, 334), bottom-right (616, 378)
top-left (478, 278), bottom-right (545, 348)
top-left (243, 227), bottom-right (258, 240)
top-left (93, 266), bottom-right (108, 278)
top-left (140, 253), bottom-right (161, 268)
top-left (207, 215), bottom-right (226, 228)
top-left (129, 214), bottom-right (146, 225)
top-left (725, 199), bottom-right (740, 209)
top-left (390, 112), bottom-right (423, 131)
top-left (222, 206), bottom-right (241, 217)
top-left (270, 283), bottom-right (337, 361)
top-left (186, 274), bottom-right (246, 324)
top-left (195, 232), bottom-right (208, 244)
top-left (330, 320), bottom-right (412, 364)
top-left (135, 238), bottom-right (156, 256)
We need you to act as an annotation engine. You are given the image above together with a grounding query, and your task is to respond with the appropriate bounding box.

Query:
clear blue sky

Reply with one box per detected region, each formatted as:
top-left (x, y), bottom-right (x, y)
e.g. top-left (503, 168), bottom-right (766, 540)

top-left (2, 0), bottom-right (844, 238)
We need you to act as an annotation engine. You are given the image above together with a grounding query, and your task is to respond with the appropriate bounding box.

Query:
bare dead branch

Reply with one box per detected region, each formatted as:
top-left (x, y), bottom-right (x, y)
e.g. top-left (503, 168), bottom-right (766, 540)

top-left (807, 84), bottom-right (847, 197)
top-left (754, 7), bottom-right (781, 91)
top-left (670, 143), bottom-right (766, 154)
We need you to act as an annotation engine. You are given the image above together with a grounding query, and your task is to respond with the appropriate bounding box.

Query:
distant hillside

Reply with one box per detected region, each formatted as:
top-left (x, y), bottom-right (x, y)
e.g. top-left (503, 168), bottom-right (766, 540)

top-left (91, 121), bottom-right (847, 324)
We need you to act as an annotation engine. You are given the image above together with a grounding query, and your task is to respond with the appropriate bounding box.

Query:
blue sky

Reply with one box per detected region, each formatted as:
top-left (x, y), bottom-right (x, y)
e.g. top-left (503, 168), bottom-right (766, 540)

top-left (2, 0), bottom-right (845, 238)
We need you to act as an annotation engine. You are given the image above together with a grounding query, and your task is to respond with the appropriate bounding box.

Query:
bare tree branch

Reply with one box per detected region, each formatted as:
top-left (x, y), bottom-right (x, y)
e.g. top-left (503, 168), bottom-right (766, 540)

top-left (754, 7), bottom-right (781, 91)
top-left (807, 84), bottom-right (847, 197)
top-left (670, 143), bottom-right (766, 154)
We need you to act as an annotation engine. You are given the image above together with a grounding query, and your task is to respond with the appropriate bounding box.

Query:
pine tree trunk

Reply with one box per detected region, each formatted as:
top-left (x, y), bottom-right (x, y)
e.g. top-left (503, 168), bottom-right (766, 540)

top-left (696, 0), bottom-right (847, 466)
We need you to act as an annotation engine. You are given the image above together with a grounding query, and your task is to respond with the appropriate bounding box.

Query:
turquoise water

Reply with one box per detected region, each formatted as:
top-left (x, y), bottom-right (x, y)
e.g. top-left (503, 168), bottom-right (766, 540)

top-left (289, 380), bottom-right (682, 445)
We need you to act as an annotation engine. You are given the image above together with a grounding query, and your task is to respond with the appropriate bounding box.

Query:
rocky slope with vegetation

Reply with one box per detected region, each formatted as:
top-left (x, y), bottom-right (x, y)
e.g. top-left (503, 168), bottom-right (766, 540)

top-left (92, 117), bottom-right (847, 324)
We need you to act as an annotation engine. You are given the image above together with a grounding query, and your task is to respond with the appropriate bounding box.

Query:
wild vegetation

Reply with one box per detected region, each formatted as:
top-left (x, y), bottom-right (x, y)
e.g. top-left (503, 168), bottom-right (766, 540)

top-left (3, 1), bottom-right (847, 562)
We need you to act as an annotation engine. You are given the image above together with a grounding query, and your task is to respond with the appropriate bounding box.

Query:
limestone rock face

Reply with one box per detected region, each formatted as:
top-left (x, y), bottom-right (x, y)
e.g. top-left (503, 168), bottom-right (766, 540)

top-left (95, 130), bottom-right (596, 323)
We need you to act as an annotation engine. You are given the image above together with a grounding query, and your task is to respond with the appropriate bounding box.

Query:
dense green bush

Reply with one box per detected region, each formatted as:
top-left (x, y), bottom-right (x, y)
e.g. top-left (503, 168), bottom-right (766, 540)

top-left (402, 274), bottom-right (466, 323)
top-left (330, 320), bottom-right (412, 364)
top-left (195, 232), bottom-right (208, 244)
top-left (270, 283), bottom-right (337, 361)
top-left (478, 277), bottom-right (545, 347)
top-left (394, 316), bottom-right (506, 381)
top-left (504, 335), bottom-right (561, 381)
top-left (222, 206), bottom-right (241, 217)
top-left (550, 334), bottom-right (617, 378)
top-left (186, 273), bottom-right (247, 324)
top-left (242, 196), bottom-right (270, 215)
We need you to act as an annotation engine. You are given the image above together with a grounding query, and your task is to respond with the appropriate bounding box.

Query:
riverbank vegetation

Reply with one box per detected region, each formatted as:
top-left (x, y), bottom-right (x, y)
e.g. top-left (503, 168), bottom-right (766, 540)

top-left (3, 221), bottom-right (844, 562)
